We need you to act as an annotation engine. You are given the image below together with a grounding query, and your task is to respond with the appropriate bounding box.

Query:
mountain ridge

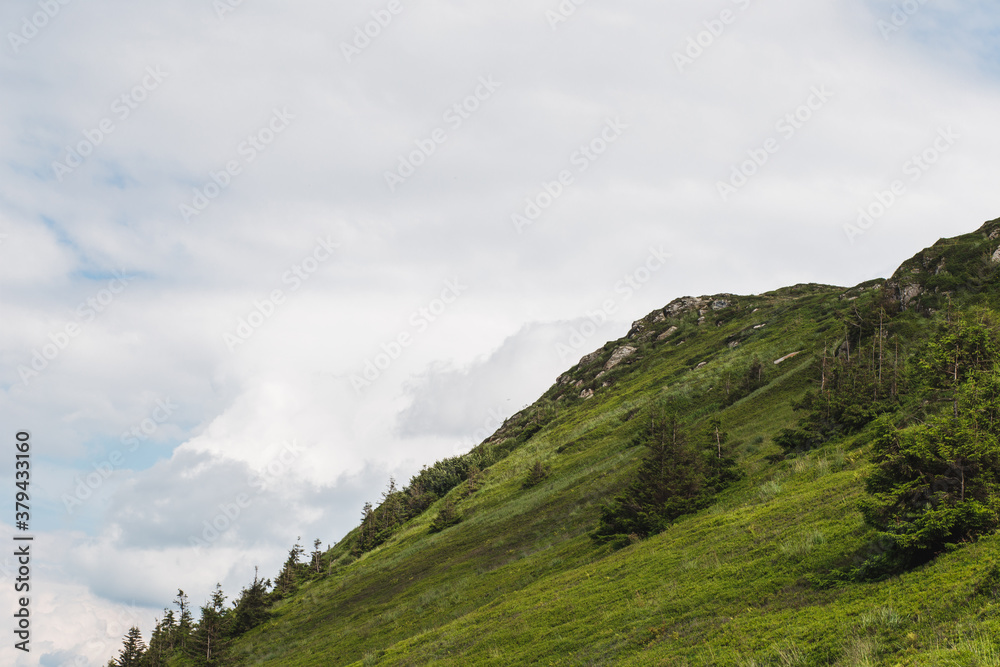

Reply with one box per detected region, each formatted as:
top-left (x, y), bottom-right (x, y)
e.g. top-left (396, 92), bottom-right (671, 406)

top-left (127, 216), bottom-right (1000, 667)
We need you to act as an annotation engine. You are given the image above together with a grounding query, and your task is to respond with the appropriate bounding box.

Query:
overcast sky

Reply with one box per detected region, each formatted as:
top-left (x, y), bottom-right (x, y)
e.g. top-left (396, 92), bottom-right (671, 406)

top-left (2, 0), bottom-right (999, 663)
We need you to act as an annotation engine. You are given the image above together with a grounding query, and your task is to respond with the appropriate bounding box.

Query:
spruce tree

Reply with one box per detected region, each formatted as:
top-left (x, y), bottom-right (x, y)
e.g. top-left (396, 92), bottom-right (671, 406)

top-left (173, 590), bottom-right (193, 652)
top-left (276, 539), bottom-right (304, 597)
top-left (428, 498), bottom-right (461, 533)
top-left (311, 538), bottom-right (324, 574)
top-left (191, 583), bottom-right (230, 664)
top-left (593, 410), bottom-right (740, 546)
top-left (143, 612), bottom-right (173, 666)
top-left (232, 567), bottom-right (271, 636)
top-left (522, 460), bottom-right (551, 489)
top-left (115, 626), bottom-right (146, 667)
top-left (857, 311), bottom-right (1000, 574)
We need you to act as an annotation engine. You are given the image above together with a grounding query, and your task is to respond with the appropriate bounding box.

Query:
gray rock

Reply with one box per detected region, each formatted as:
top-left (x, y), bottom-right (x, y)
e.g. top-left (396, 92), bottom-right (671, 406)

top-left (604, 345), bottom-right (637, 371)
top-left (657, 326), bottom-right (678, 341)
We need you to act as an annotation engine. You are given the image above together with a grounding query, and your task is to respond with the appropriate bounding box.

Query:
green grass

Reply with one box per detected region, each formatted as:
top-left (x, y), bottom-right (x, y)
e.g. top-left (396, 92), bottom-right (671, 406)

top-left (211, 221), bottom-right (1000, 666)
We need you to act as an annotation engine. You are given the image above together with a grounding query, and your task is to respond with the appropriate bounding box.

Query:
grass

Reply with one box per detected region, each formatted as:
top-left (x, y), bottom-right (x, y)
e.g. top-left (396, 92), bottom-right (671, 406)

top-left (217, 245), bottom-right (1000, 666)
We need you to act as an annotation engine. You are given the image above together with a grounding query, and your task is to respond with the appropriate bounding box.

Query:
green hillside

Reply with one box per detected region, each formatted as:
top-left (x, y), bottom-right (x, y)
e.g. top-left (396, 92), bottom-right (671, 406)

top-left (131, 218), bottom-right (1000, 667)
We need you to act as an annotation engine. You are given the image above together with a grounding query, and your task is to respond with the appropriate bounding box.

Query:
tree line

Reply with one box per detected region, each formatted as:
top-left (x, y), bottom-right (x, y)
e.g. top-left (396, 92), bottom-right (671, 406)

top-left (107, 538), bottom-right (323, 666)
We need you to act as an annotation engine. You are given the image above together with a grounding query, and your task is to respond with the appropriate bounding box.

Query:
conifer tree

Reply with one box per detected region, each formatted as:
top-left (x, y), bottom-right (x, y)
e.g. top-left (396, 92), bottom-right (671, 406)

top-left (115, 626), bottom-right (146, 667)
top-left (143, 611), bottom-right (173, 666)
top-left (173, 590), bottom-right (194, 653)
top-left (593, 410), bottom-right (740, 546)
top-left (191, 583), bottom-right (230, 663)
top-left (466, 464), bottom-right (483, 496)
top-left (428, 497), bottom-right (461, 533)
top-left (311, 538), bottom-right (324, 574)
top-left (357, 501), bottom-right (375, 553)
top-left (276, 539), bottom-right (304, 597)
top-left (232, 567), bottom-right (271, 636)
top-left (860, 314), bottom-right (1000, 572)
top-left (522, 460), bottom-right (551, 488)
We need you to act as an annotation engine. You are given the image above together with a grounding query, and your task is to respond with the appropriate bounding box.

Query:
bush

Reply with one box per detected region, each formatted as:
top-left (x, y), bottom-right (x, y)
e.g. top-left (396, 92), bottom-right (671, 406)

top-left (522, 461), bottom-right (551, 489)
top-left (428, 499), bottom-right (462, 533)
top-left (592, 410), bottom-right (741, 547)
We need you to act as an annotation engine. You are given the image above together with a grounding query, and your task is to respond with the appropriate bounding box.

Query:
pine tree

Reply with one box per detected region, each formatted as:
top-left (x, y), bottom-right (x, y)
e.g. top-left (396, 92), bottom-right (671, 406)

top-left (115, 626), bottom-right (146, 667)
top-left (380, 477), bottom-right (403, 531)
top-left (143, 611), bottom-right (173, 666)
top-left (356, 501), bottom-right (375, 553)
top-left (428, 498), bottom-right (461, 533)
top-left (522, 460), bottom-right (551, 488)
top-left (173, 590), bottom-right (193, 653)
top-left (593, 410), bottom-right (740, 546)
top-left (191, 583), bottom-right (230, 664)
top-left (405, 481), bottom-right (436, 516)
top-left (276, 539), bottom-right (304, 597)
top-left (465, 464), bottom-right (484, 496)
top-left (311, 538), bottom-right (324, 574)
top-left (861, 345), bottom-right (1000, 573)
top-left (232, 567), bottom-right (271, 636)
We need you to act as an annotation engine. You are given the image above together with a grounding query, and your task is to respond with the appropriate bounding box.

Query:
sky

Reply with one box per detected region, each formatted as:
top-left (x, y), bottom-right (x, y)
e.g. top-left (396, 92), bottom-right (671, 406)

top-left (1, 0), bottom-right (999, 663)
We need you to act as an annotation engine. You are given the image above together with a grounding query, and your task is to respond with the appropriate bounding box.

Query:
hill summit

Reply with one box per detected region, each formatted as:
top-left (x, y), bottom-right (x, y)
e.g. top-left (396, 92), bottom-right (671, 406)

top-left (122, 217), bottom-right (1000, 667)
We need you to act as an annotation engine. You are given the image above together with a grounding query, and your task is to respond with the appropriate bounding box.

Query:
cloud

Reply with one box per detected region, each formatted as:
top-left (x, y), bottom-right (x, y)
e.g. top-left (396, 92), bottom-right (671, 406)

top-left (395, 322), bottom-right (598, 443)
top-left (2, 0), bottom-right (1000, 662)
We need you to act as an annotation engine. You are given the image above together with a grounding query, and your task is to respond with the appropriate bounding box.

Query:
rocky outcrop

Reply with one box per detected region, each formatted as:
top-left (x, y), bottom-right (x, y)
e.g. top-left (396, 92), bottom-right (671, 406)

top-left (604, 346), bottom-right (637, 371)
top-left (656, 326), bottom-right (678, 341)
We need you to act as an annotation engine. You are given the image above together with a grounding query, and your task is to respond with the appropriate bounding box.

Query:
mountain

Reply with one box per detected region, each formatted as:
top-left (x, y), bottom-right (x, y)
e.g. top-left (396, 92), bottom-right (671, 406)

top-left (137, 217), bottom-right (1000, 666)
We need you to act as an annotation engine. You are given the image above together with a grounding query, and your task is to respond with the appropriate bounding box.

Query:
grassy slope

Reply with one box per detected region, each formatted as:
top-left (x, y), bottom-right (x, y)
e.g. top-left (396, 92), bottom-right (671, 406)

top-left (224, 222), bottom-right (1000, 667)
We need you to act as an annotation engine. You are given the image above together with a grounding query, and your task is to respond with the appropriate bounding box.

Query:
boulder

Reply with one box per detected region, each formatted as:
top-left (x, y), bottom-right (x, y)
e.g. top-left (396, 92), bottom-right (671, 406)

top-left (657, 326), bottom-right (678, 341)
top-left (604, 346), bottom-right (637, 371)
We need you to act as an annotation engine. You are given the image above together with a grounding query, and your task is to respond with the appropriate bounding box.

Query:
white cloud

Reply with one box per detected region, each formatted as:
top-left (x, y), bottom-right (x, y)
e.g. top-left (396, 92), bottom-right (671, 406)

top-left (2, 0), bottom-right (1000, 662)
